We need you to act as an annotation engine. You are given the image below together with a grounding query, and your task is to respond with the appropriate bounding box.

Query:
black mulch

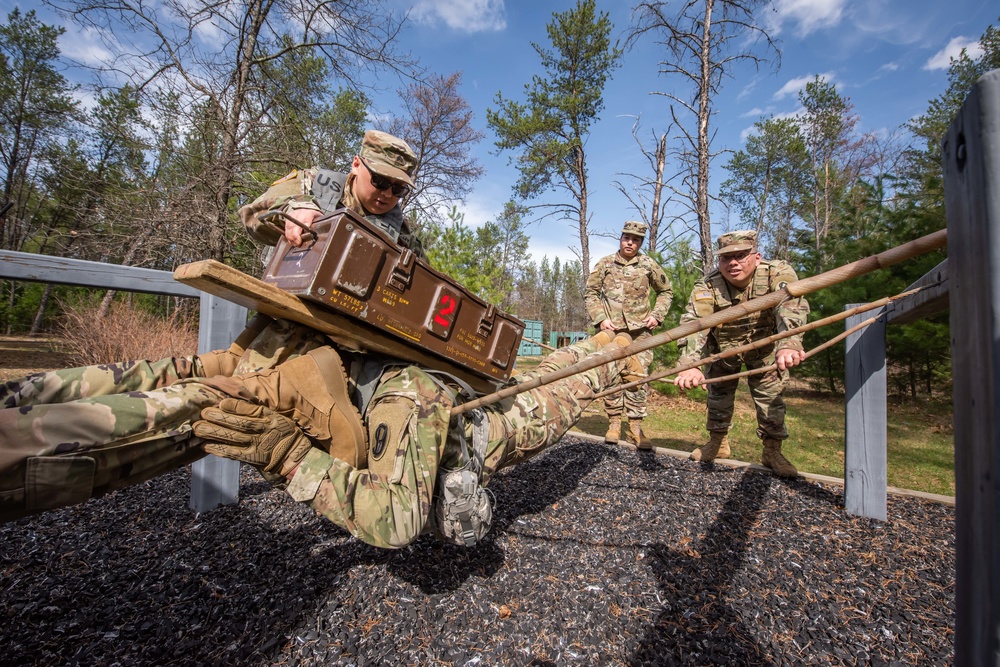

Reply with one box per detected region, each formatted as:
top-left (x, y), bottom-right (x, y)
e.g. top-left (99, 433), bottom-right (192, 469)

top-left (0, 437), bottom-right (954, 666)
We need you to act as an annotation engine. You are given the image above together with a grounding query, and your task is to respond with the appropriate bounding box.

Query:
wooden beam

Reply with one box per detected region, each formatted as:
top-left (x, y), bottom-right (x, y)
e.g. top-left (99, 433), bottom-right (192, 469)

top-left (173, 259), bottom-right (502, 393)
top-left (945, 68), bottom-right (1000, 667)
top-left (0, 249), bottom-right (200, 298)
top-left (886, 259), bottom-right (949, 325)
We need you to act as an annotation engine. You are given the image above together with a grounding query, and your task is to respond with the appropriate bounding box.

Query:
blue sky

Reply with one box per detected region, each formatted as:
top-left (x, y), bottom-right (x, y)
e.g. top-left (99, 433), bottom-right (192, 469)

top-left (383, 0), bottom-right (997, 268)
top-left (7, 0), bottom-right (997, 270)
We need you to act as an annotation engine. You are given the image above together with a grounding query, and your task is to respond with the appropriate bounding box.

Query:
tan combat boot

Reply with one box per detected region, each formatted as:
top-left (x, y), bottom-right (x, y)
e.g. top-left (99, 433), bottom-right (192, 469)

top-left (620, 354), bottom-right (646, 384)
top-left (761, 438), bottom-right (798, 478)
top-left (605, 416), bottom-right (622, 443)
top-left (689, 432), bottom-right (730, 462)
top-left (591, 330), bottom-right (616, 349)
top-left (203, 346), bottom-right (367, 468)
top-left (626, 419), bottom-right (653, 449)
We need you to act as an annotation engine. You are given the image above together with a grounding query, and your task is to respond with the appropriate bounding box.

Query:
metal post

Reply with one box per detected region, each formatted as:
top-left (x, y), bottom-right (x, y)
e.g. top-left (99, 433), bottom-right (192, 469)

top-left (190, 294), bottom-right (248, 512)
top-left (944, 68), bottom-right (1000, 666)
top-left (843, 305), bottom-right (887, 520)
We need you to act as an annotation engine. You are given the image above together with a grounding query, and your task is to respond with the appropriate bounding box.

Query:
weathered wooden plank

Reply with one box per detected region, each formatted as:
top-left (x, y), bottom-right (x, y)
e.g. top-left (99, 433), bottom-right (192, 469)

top-left (190, 296), bottom-right (248, 512)
top-left (945, 68), bottom-right (1000, 667)
top-left (173, 260), bottom-right (502, 393)
top-left (843, 305), bottom-right (887, 521)
top-left (0, 249), bottom-right (200, 297)
top-left (886, 259), bottom-right (949, 325)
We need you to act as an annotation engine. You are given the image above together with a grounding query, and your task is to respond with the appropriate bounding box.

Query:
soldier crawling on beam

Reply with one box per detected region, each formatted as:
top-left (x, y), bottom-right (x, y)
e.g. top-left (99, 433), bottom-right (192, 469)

top-left (0, 129), bottom-right (645, 549)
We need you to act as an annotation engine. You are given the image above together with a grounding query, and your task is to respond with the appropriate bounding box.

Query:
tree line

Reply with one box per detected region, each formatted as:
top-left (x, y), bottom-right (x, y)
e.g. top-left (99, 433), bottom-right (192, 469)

top-left (1, 2), bottom-right (997, 397)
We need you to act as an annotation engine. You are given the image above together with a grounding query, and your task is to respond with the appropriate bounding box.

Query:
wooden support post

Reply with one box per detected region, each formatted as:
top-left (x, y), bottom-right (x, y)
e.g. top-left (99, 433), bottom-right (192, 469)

top-left (843, 305), bottom-right (887, 521)
top-left (189, 294), bottom-right (248, 512)
top-left (945, 68), bottom-right (1000, 667)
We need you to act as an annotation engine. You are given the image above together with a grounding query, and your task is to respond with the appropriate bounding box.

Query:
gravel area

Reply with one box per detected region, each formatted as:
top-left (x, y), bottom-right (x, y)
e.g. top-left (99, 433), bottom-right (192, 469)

top-left (0, 436), bottom-right (954, 666)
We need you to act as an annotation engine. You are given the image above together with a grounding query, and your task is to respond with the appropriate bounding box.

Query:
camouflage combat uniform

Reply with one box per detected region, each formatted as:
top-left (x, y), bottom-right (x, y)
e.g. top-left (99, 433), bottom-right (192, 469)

top-left (241, 167), bottom-right (425, 260)
top-left (0, 327), bottom-right (623, 551)
top-left (288, 333), bottom-right (621, 548)
top-left (584, 226), bottom-right (672, 421)
top-left (677, 254), bottom-right (809, 440)
top-left (0, 317), bottom-right (330, 521)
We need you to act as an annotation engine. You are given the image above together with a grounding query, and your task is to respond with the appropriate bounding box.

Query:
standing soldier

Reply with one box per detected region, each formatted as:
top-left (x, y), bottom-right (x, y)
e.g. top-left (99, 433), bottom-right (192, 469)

top-left (673, 230), bottom-right (810, 477)
top-left (585, 221), bottom-right (672, 448)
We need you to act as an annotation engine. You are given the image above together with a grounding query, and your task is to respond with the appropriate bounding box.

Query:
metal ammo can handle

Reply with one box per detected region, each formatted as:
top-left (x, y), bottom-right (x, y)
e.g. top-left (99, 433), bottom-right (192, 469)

top-left (257, 209), bottom-right (319, 246)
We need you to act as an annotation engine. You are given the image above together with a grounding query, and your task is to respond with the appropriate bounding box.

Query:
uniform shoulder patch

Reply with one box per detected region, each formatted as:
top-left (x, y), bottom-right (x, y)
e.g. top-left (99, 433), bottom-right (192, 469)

top-left (694, 290), bottom-right (713, 301)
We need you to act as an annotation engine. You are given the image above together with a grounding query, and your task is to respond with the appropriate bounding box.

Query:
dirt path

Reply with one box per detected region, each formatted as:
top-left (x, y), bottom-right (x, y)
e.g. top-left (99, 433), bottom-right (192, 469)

top-left (0, 336), bottom-right (72, 382)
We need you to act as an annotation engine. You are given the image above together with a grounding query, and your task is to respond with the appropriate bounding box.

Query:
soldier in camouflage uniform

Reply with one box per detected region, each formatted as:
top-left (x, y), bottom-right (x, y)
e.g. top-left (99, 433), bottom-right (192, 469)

top-left (196, 329), bottom-right (640, 548)
top-left (241, 129), bottom-right (426, 258)
top-left (585, 221), bottom-right (672, 449)
top-left (673, 230), bottom-right (809, 478)
top-left (0, 325), bottom-right (637, 550)
top-left (0, 129), bottom-right (427, 517)
top-left (0, 129), bottom-right (425, 524)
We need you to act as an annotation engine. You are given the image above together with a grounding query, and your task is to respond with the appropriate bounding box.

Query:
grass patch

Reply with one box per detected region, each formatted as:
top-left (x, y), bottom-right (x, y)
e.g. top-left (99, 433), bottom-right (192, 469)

top-left (515, 355), bottom-right (956, 497)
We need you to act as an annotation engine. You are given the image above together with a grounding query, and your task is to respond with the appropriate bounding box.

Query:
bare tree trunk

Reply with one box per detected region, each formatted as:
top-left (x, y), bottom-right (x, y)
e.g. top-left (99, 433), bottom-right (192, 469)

top-left (577, 146), bottom-right (591, 274)
top-left (29, 283), bottom-right (53, 336)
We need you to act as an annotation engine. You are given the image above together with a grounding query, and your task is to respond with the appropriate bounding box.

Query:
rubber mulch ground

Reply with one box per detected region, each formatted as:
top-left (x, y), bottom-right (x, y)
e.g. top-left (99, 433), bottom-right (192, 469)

top-left (0, 436), bottom-right (954, 666)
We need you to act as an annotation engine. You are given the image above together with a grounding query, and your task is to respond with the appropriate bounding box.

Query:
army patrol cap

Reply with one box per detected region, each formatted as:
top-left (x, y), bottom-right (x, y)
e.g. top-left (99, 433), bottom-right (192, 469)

top-left (359, 130), bottom-right (418, 187)
top-left (622, 220), bottom-right (647, 237)
top-left (716, 230), bottom-right (758, 255)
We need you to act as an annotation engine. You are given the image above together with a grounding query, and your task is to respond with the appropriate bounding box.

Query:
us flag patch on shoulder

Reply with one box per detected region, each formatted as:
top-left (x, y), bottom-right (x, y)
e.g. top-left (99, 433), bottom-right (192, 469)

top-left (694, 291), bottom-right (713, 300)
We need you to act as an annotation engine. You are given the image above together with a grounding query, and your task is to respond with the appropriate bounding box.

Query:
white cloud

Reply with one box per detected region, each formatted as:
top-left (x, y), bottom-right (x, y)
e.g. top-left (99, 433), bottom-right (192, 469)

top-left (924, 36), bottom-right (984, 71)
top-left (410, 0), bottom-right (507, 33)
top-left (456, 195), bottom-right (498, 229)
top-left (58, 26), bottom-right (115, 68)
top-left (737, 109), bottom-right (803, 142)
top-left (879, 62), bottom-right (900, 73)
top-left (740, 107), bottom-right (765, 118)
top-left (772, 72), bottom-right (837, 100)
top-left (764, 0), bottom-right (848, 37)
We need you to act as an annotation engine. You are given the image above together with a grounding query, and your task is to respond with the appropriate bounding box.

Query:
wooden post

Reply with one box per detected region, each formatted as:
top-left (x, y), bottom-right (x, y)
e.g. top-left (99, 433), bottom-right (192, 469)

top-left (843, 305), bottom-right (887, 520)
top-left (944, 68), bottom-right (1000, 667)
top-left (190, 295), bottom-right (248, 512)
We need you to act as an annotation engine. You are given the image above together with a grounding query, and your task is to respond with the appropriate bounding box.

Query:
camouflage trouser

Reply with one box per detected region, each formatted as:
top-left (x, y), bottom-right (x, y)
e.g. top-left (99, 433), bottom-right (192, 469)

top-left (485, 333), bottom-right (614, 477)
top-left (602, 328), bottom-right (652, 420)
top-left (280, 334), bottom-right (617, 548)
top-left (704, 346), bottom-right (788, 440)
top-left (0, 317), bottom-right (330, 523)
top-left (0, 375), bottom-right (227, 522)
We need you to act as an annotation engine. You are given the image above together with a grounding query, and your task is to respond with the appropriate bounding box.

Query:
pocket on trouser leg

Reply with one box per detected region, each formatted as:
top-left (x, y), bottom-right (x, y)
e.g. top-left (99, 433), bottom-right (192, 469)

top-left (366, 398), bottom-right (414, 483)
top-left (26, 455), bottom-right (96, 513)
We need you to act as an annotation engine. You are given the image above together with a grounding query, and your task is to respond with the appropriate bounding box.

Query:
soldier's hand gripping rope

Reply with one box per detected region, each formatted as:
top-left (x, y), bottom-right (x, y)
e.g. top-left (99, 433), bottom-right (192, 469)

top-left (594, 287), bottom-right (927, 400)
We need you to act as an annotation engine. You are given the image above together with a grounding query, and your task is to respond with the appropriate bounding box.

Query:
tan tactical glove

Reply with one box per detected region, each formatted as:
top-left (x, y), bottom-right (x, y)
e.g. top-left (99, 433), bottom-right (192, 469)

top-left (194, 398), bottom-right (313, 476)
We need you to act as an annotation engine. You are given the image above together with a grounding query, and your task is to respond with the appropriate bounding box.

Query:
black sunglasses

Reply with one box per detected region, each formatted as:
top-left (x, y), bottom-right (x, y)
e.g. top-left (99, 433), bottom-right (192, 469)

top-left (360, 158), bottom-right (411, 198)
top-left (720, 250), bottom-right (755, 263)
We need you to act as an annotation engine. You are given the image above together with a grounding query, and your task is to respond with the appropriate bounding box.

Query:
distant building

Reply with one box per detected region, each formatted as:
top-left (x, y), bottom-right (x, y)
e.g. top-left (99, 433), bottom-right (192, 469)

top-left (549, 330), bottom-right (588, 349)
top-left (517, 319), bottom-right (544, 356)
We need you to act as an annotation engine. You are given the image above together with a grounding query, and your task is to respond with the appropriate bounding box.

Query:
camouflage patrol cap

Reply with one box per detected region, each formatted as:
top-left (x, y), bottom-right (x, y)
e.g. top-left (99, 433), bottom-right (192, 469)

top-left (622, 220), bottom-right (647, 237)
top-left (716, 230), bottom-right (758, 255)
top-left (359, 130), bottom-right (418, 186)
